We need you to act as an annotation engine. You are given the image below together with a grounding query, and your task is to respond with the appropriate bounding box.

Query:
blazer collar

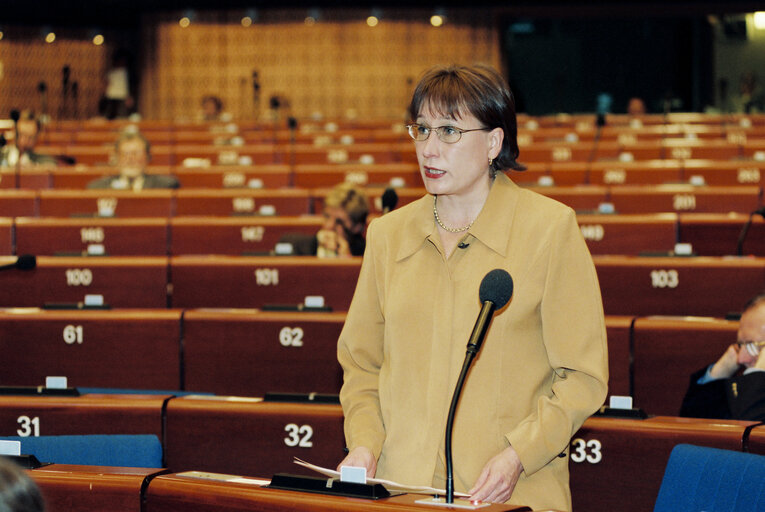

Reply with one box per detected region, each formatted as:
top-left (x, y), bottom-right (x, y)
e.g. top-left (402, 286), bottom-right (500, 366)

top-left (395, 172), bottom-right (519, 261)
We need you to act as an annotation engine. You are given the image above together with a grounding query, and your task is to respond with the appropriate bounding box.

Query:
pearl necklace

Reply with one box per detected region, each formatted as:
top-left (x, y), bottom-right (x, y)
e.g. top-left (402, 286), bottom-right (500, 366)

top-left (433, 196), bottom-right (474, 233)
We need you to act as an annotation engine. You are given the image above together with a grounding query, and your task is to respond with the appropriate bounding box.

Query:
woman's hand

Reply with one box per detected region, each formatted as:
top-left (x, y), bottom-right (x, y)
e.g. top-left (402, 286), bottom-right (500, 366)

top-left (468, 445), bottom-right (523, 504)
top-left (336, 446), bottom-right (377, 477)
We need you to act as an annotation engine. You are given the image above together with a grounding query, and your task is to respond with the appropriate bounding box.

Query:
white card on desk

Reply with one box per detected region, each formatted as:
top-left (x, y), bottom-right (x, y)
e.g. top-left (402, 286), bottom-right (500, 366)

top-left (340, 466), bottom-right (367, 484)
top-left (46, 376), bottom-right (68, 389)
top-left (0, 440), bottom-right (21, 456)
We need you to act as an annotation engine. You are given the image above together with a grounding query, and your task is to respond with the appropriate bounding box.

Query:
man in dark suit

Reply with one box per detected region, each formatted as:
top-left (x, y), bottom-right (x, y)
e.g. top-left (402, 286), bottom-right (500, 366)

top-left (0, 111), bottom-right (58, 168)
top-left (87, 128), bottom-right (179, 190)
top-left (680, 292), bottom-right (765, 421)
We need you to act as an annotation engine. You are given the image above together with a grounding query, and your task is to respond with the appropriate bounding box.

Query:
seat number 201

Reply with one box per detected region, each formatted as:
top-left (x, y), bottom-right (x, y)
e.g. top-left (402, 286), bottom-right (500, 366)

top-left (570, 438), bottom-right (602, 464)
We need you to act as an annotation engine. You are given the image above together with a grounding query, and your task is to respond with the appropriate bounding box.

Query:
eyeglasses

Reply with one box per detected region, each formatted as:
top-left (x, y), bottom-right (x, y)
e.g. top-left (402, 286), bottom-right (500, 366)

top-left (736, 340), bottom-right (765, 357)
top-left (406, 123), bottom-right (489, 144)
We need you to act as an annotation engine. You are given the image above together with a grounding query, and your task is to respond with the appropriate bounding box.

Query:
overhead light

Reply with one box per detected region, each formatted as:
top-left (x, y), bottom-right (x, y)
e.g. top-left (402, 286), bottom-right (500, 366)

top-left (93, 34), bottom-right (105, 45)
top-left (754, 12), bottom-right (765, 29)
top-left (179, 17), bottom-right (191, 28)
top-left (241, 17), bottom-right (253, 27)
top-left (430, 15), bottom-right (444, 27)
top-left (45, 32), bottom-right (56, 43)
top-left (0, 31), bottom-right (4, 41)
top-left (367, 16), bottom-right (379, 27)
top-left (305, 8), bottom-right (320, 25)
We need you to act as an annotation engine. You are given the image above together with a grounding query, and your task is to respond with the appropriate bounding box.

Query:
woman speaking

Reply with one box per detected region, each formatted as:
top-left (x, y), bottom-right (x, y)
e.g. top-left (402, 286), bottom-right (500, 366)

top-left (336, 64), bottom-right (608, 511)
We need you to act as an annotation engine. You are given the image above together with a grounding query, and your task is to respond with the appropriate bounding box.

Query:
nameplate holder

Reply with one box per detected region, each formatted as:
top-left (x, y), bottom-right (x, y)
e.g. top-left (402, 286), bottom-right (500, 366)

top-left (267, 473), bottom-right (392, 500)
top-left (2, 454), bottom-right (51, 470)
top-left (43, 302), bottom-right (111, 310)
top-left (261, 303), bottom-right (332, 312)
top-left (263, 392), bottom-right (340, 404)
top-left (594, 404), bottom-right (648, 419)
top-left (0, 386), bottom-right (80, 396)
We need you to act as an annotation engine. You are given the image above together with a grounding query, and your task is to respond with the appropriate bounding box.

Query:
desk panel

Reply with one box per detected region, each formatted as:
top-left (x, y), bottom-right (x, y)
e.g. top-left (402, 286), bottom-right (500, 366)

top-left (164, 397), bottom-right (346, 477)
top-left (577, 213), bottom-right (677, 255)
top-left (0, 217), bottom-right (11, 255)
top-left (170, 256), bottom-right (360, 310)
top-left (173, 144), bottom-right (277, 166)
top-left (0, 394), bottom-right (170, 438)
top-left (0, 190), bottom-right (37, 217)
top-left (174, 166), bottom-right (291, 189)
top-left (593, 255), bottom-right (765, 316)
top-left (569, 416), bottom-right (754, 512)
top-left (174, 190), bottom-right (311, 217)
top-left (15, 217), bottom-right (169, 256)
top-left (292, 163), bottom-right (421, 189)
top-left (609, 185), bottom-right (762, 214)
top-left (49, 166), bottom-right (173, 189)
top-left (631, 316), bottom-right (739, 416)
top-left (0, 309), bottom-right (181, 388)
top-left (678, 213), bottom-right (765, 256)
top-left (682, 159), bottom-right (764, 186)
top-left (524, 185), bottom-right (609, 212)
top-left (0, 256), bottom-right (169, 308)
top-left (39, 190), bottom-right (174, 218)
top-left (586, 160), bottom-right (684, 185)
top-left (605, 316), bottom-right (633, 398)
top-left (145, 472), bottom-right (529, 512)
top-left (183, 310), bottom-right (345, 396)
top-left (169, 217), bottom-right (323, 256)
top-left (31, 464), bottom-right (166, 512)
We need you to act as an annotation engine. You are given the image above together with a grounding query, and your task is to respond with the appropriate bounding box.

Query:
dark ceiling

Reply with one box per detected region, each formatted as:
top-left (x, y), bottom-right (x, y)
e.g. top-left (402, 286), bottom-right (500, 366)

top-left (2, 1), bottom-right (763, 28)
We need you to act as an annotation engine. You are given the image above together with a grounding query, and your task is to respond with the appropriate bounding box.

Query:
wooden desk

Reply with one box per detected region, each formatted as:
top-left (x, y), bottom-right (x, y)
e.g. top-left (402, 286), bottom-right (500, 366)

top-left (577, 213), bottom-right (677, 255)
top-left (15, 217), bottom-right (170, 256)
top-left (524, 185), bottom-right (609, 212)
top-left (163, 397), bottom-right (346, 477)
top-left (174, 190), bottom-right (312, 217)
top-left (0, 256), bottom-right (169, 308)
top-left (0, 393), bottom-right (171, 438)
top-left (38, 190), bottom-right (174, 218)
top-left (169, 256), bottom-right (360, 310)
top-left (169, 217), bottom-right (323, 255)
top-left (49, 167), bottom-right (173, 189)
top-left (593, 255), bottom-right (765, 316)
top-left (609, 185), bottom-right (762, 214)
top-left (682, 159), bottom-right (764, 186)
top-left (292, 163), bottom-right (420, 188)
top-left (280, 143), bottom-right (408, 166)
top-left (173, 165), bottom-right (291, 189)
top-left (173, 144), bottom-right (278, 167)
top-left (549, 160), bottom-right (683, 186)
top-left (312, 187), bottom-right (425, 214)
top-left (662, 139), bottom-right (742, 160)
top-left (182, 310), bottom-right (345, 396)
top-left (0, 217), bottom-right (11, 254)
top-left (0, 308), bottom-right (181, 388)
top-left (31, 464), bottom-right (167, 512)
top-left (631, 316), bottom-right (739, 416)
top-left (0, 189), bottom-right (37, 217)
top-left (678, 213), bottom-right (765, 256)
top-left (569, 415), bottom-right (757, 512)
top-left (145, 472), bottom-right (530, 512)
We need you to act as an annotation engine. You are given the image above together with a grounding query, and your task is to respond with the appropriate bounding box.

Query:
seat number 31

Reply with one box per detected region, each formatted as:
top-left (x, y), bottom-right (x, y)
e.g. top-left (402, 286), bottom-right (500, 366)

top-left (570, 438), bottom-right (602, 464)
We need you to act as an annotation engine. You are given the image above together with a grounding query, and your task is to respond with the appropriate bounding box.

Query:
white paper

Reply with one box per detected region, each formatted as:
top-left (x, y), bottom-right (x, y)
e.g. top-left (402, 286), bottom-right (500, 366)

top-left (293, 457), bottom-right (469, 497)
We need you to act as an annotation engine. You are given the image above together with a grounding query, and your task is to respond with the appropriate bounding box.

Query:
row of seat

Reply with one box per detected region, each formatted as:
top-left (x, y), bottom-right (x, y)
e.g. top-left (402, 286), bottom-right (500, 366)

top-left (0, 308), bottom-right (747, 416)
top-left (2, 159), bottom-right (763, 190)
top-left (0, 184), bottom-right (761, 218)
top-left (5, 393), bottom-right (765, 512)
top-left (1, 212), bottom-right (762, 257)
top-left (25, 139), bottom-right (765, 167)
top-left (0, 255), bottom-right (762, 315)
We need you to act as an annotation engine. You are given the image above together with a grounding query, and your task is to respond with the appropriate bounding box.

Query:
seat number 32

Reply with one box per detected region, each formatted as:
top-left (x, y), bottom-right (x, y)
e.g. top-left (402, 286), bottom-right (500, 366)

top-left (570, 438), bottom-right (602, 464)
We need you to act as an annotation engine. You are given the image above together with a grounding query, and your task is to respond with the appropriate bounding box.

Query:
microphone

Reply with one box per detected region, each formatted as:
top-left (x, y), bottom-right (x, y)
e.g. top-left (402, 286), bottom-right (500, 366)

top-left (444, 269), bottom-right (513, 503)
top-left (736, 206), bottom-right (765, 256)
top-left (381, 187), bottom-right (398, 214)
top-left (10, 110), bottom-right (20, 123)
top-left (0, 255), bottom-right (37, 272)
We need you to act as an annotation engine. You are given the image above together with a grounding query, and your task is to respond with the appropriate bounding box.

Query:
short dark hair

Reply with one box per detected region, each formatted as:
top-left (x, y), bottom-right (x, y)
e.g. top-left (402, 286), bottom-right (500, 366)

top-left (0, 457), bottom-right (45, 512)
top-left (325, 182), bottom-right (369, 227)
top-left (743, 291), bottom-right (765, 313)
top-left (407, 64), bottom-right (525, 173)
top-left (114, 127), bottom-right (151, 159)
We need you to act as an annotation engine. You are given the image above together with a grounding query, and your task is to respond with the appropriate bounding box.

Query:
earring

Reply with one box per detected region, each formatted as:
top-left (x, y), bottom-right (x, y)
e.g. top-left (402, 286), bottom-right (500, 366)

top-left (488, 157), bottom-right (493, 167)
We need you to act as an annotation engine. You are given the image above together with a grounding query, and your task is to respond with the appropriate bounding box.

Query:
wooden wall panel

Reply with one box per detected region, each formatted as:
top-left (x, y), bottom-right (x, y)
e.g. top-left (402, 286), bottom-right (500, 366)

top-left (140, 10), bottom-right (501, 121)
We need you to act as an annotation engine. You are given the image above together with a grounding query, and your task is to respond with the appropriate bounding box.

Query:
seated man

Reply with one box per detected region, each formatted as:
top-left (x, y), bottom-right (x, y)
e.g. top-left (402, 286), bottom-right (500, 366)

top-left (680, 291), bottom-right (765, 421)
top-left (87, 129), bottom-right (179, 190)
top-left (0, 110), bottom-right (58, 167)
top-left (280, 182), bottom-right (369, 257)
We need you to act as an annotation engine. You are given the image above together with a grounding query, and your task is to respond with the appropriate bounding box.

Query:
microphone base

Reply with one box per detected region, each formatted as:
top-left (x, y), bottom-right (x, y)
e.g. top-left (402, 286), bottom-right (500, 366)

top-left (415, 497), bottom-right (490, 509)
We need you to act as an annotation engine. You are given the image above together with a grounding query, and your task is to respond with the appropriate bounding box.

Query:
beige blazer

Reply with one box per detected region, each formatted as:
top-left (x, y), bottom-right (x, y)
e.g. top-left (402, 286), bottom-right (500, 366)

top-left (338, 172), bottom-right (609, 511)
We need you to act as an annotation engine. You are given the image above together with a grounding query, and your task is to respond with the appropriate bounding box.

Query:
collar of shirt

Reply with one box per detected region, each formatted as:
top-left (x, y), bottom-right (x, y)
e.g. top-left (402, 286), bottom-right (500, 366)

top-left (395, 172), bottom-right (521, 262)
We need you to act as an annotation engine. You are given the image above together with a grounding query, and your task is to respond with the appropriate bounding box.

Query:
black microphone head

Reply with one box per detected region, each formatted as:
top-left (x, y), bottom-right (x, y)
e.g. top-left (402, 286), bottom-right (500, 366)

top-left (479, 269), bottom-right (513, 308)
top-left (10, 110), bottom-right (20, 122)
top-left (16, 255), bottom-right (36, 271)
top-left (381, 187), bottom-right (398, 212)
